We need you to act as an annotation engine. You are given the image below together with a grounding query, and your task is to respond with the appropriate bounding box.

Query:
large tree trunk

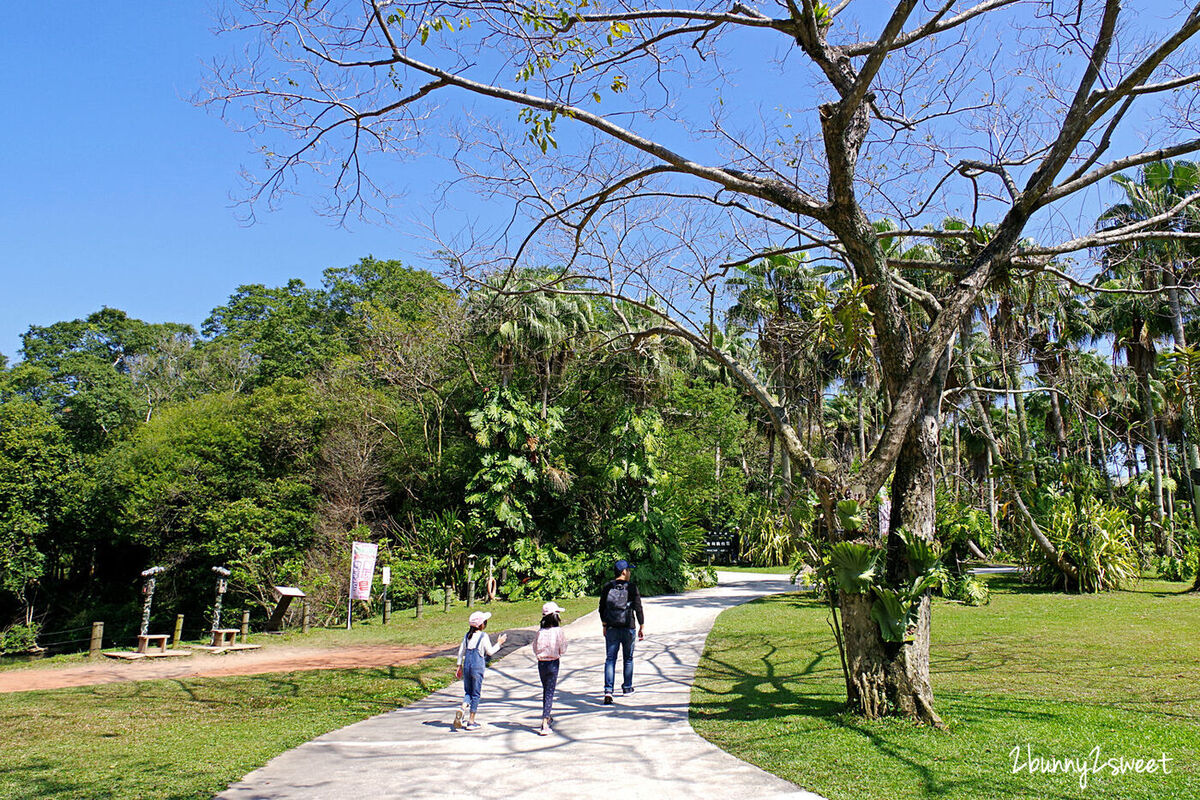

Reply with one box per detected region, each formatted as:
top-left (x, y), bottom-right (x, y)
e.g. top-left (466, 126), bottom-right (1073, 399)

top-left (838, 592), bottom-right (888, 717)
top-left (880, 374), bottom-right (943, 726)
top-left (838, 354), bottom-right (947, 728)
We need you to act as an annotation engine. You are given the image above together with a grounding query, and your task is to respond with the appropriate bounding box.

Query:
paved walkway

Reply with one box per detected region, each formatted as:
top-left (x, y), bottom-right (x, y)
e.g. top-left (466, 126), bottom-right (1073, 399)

top-left (219, 572), bottom-right (826, 800)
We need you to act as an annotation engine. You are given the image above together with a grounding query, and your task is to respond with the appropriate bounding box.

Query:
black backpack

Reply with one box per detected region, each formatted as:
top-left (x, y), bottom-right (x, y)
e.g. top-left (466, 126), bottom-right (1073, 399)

top-left (603, 582), bottom-right (632, 627)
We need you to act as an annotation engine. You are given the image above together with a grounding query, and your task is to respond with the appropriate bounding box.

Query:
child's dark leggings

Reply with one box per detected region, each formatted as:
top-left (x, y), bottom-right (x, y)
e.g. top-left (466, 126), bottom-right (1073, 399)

top-left (538, 659), bottom-right (560, 719)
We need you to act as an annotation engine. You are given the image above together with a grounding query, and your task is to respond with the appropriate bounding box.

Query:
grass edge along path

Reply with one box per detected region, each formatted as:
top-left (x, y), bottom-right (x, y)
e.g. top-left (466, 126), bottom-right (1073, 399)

top-left (0, 662), bottom-right (453, 800)
top-left (690, 576), bottom-right (1200, 800)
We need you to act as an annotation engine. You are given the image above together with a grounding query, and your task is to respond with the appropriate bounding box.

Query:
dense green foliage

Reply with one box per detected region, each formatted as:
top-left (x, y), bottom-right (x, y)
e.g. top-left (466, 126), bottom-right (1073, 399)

top-left (0, 258), bottom-right (750, 645)
top-left (5, 159), bottom-right (1200, 650)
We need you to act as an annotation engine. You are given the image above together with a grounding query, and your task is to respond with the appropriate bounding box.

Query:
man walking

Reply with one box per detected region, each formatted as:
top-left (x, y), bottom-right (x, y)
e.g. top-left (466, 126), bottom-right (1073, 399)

top-left (599, 559), bottom-right (644, 704)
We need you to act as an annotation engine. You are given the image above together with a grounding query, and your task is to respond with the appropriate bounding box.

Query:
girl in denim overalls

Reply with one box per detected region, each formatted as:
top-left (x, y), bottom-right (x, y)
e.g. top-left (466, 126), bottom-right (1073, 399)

top-left (454, 610), bottom-right (507, 731)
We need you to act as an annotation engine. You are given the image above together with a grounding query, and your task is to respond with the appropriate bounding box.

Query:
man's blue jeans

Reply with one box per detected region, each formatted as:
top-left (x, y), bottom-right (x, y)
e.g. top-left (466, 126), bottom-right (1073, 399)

top-left (604, 626), bottom-right (635, 694)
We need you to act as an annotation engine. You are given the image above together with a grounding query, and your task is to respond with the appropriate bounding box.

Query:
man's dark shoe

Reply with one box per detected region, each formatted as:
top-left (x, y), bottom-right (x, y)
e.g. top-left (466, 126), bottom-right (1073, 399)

top-left (603, 694), bottom-right (614, 705)
top-left (622, 688), bottom-right (635, 695)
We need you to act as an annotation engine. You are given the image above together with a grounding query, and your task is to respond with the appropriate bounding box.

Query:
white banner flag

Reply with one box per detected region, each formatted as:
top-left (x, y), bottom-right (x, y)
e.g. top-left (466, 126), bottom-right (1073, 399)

top-left (349, 542), bottom-right (378, 601)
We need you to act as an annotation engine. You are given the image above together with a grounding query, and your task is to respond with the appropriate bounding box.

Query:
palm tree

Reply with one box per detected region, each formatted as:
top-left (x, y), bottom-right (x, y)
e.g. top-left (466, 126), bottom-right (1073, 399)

top-left (1097, 160), bottom-right (1200, 538)
top-left (472, 269), bottom-right (596, 415)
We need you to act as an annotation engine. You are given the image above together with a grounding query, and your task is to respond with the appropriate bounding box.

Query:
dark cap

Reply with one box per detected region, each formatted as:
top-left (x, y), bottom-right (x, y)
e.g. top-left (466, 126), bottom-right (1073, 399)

top-left (613, 559), bottom-right (634, 575)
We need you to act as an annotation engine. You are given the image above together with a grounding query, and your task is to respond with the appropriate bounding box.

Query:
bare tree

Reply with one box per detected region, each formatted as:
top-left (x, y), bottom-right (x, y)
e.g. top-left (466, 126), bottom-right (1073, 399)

top-left (205, 0), bottom-right (1200, 724)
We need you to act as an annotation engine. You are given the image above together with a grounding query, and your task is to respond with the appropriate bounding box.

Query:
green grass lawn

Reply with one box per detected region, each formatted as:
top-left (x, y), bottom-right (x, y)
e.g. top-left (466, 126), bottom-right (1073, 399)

top-left (0, 662), bottom-right (453, 800)
top-left (0, 594), bottom-right (599, 798)
top-left (691, 576), bottom-right (1200, 800)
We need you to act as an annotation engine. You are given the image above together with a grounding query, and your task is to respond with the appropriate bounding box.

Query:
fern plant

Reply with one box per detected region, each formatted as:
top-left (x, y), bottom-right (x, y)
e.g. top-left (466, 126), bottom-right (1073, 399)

top-left (826, 542), bottom-right (880, 594)
top-left (819, 531), bottom-right (946, 644)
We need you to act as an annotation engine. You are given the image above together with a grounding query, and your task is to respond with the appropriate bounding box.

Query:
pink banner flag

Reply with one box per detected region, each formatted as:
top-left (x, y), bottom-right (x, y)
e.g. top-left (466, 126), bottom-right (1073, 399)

top-left (349, 542), bottom-right (378, 601)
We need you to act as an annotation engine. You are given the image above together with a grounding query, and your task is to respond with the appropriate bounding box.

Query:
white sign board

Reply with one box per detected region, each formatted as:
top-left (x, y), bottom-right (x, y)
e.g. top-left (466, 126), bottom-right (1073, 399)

top-left (350, 542), bottom-right (378, 601)
top-left (381, 566), bottom-right (391, 586)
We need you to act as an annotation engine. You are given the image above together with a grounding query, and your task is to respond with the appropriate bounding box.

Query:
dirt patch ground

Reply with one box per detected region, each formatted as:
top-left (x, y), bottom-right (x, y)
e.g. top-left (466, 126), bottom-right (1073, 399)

top-left (0, 644), bottom-right (455, 694)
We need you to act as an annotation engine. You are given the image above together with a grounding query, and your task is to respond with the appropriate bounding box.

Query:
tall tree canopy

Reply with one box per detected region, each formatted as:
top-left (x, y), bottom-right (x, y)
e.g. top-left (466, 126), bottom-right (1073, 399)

top-left (206, 0), bottom-right (1200, 724)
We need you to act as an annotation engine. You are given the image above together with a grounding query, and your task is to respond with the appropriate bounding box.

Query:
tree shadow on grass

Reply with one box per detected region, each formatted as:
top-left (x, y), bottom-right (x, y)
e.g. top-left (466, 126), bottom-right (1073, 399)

top-left (1122, 584), bottom-right (1197, 597)
top-left (692, 645), bottom-right (846, 722)
top-left (0, 758), bottom-right (124, 800)
top-left (829, 713), bottom-right (1091, 800)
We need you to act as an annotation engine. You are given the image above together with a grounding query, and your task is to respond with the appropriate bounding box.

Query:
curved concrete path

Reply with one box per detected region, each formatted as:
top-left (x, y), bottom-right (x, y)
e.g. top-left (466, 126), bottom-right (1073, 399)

top-left (219, 572), bottom-right (826, 800)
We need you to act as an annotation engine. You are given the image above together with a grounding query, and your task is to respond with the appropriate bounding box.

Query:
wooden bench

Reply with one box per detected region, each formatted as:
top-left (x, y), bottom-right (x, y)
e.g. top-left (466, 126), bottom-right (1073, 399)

top-left (211, 628), bottom-right (240, 648)
top-left (137, 634), bottom-right (170, 654)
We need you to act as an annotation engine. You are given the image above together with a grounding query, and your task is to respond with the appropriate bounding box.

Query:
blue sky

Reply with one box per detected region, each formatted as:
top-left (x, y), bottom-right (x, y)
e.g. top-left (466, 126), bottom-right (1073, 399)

top-left (1, 2), bottom-right (1191, 363)
top-left (0, 3), bottom-right (442, 362)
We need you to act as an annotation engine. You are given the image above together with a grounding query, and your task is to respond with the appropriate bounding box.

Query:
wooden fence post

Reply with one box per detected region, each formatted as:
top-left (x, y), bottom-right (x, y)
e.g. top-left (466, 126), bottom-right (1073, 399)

top-left (416, 592), bottom-right (423, 619)
top-left (467, 555), bottom-right (476, 608)
top-left (89, 622), bottom-right (103, 658)
top-left (173, 614), bottom-right (184, 647)
top-left (241, 610), bottom-right (250, 638)
top-left (301, 601), bottom-right (310, 634)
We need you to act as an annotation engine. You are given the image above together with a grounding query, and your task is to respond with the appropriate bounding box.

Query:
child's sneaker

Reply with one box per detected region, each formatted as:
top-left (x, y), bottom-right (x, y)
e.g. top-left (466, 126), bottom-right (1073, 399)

top-left (603, 694), bottom-right (614, 705)
top-left (537, 724), bottom-right (551, 736)
top-left (452, 703), bottom-right (466, 730)
top-left (463, 721), bottom-right (482, 732)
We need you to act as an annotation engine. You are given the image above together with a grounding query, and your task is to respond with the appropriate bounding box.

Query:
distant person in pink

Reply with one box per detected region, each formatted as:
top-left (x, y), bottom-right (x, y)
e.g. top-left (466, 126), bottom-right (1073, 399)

top-left (532, 601), bottom-right (568, 735)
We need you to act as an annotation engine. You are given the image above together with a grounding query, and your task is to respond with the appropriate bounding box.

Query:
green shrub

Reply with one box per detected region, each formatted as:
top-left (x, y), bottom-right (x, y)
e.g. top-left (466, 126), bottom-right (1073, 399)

top-left (0, 623), bottom-right (40, 654)
top-left (935, 495), bottom-right (994, 555)
top-left (739, 506), bottom-right (806, 568)
top-left (497, 537), bottom-right (593, 600)
top-left (938, 573), bottom-right (991, 605)
top-left (1154, 553), bottom-right (1196, 582)
top-left (1029, 494), bottom-right (1139, 592)
top-left (687, 565), bottom-right (719, 589)
top-left (600, 507), bottom-right (704, 595)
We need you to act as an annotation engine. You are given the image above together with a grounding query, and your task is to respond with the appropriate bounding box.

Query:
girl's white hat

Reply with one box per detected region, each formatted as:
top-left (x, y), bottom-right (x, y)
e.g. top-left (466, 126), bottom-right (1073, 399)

top-left (541, 601), bottom-right (565, 615)
top-left (468, 611), bottom-right (492, 627)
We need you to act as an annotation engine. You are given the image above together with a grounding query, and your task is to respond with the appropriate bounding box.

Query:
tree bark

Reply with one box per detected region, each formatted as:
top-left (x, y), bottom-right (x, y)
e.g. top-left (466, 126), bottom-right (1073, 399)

top-left (766, 427), bottom-right (776, 498)
top-left (838, 592), bottom-right (888, 718)
top-left (857, 384), bottom-right (868, 464)
top-left (837, 349), bottom-right (949, 728)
